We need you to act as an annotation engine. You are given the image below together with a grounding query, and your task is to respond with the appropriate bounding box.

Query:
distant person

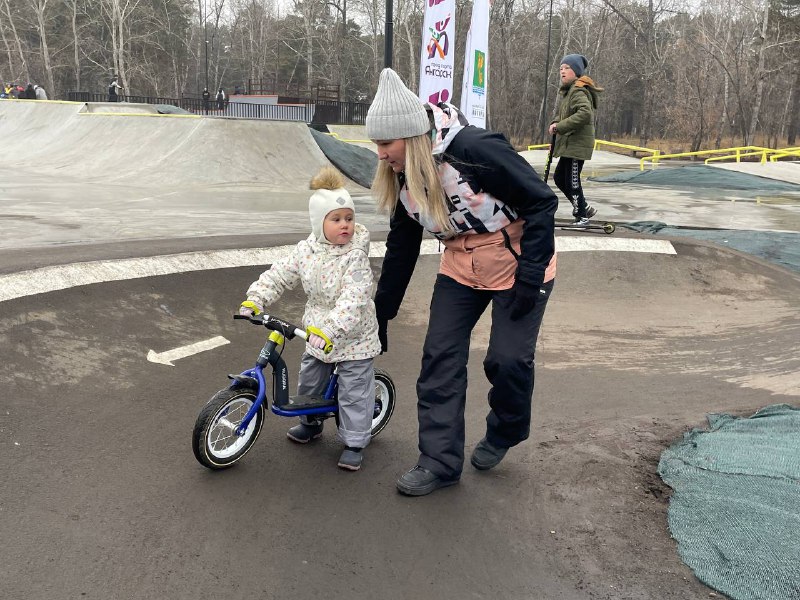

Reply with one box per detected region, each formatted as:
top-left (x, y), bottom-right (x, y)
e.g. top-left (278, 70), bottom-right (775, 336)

top-left (238, 166), bottom-right (382, 471)
top-left (202, 87), bottom-right (211, 112)
top-left (24, 83), bottom-right (36, 99)
top-left (34, 85), bottom-right (47, 100)
top-left (234, 84), bottom-right (242, 95)
top-left (215, 87), bottom-right (225, 110)
top-left (548, 54), bottom-right (604, 226)
top-left (2, 83), bottom-right (12, 98)
top-left (108, 76), bottom-right (123, 102)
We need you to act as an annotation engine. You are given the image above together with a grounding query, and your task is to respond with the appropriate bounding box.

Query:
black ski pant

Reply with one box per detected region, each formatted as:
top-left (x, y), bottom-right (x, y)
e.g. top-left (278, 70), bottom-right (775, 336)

top-left (553, 157), bottom-right (588, 217)
top-left (415, 274), bottom-right (554, 480)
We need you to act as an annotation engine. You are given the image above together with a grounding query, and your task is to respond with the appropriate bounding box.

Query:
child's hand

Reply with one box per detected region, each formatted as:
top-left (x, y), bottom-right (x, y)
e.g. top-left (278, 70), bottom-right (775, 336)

top-left (307, 334), bottom-right (327, 349)
top-left (305, 326), bottom-right (333, 353)
top-left (239, 300), bottom-right (262, 317)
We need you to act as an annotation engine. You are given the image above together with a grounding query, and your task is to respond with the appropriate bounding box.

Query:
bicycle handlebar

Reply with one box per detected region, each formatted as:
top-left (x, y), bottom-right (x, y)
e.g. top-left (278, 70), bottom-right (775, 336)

top-left (233, 313), bottom-right (333, 354)
top-left (234, 313), bottom-right (304, 338)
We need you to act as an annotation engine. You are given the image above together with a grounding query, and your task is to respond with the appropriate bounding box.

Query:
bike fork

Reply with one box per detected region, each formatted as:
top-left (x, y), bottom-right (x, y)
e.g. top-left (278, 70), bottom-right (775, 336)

top-left (235, 367), bottom-right (267, 436)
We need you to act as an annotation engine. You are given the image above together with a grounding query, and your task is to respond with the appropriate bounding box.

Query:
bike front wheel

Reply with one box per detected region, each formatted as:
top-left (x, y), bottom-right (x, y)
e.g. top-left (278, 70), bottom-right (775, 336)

top-left (192, 388), bottom-right (265, 469)
top-left (371, 368), bottom-right (396, 437)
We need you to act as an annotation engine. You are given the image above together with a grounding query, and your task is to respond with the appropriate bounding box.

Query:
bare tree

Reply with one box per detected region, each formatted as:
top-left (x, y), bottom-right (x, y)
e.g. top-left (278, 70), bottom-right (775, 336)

top-left (1, 0), bottom-right (29, 82)
top-left (28, 0), bottom-right (56, 93)
top-left (99, 0), bottom-right (144, 90)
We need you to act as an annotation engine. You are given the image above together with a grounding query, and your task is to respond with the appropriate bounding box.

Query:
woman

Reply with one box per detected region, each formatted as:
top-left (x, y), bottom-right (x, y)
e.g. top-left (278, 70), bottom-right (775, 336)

top-left (367, 68), bottom-right (557, 496)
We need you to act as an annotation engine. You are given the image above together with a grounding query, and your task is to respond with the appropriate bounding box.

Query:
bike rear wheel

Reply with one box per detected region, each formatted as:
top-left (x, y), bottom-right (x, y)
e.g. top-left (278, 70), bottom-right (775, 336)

top-left (192, 388), bottom-right (265, 469)
top-left (371, 369), bottom-right (396, 437)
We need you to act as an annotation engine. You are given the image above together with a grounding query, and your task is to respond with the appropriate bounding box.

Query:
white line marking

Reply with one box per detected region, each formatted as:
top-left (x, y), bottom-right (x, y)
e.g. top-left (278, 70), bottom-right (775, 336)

top-left (147, 336), bottom-right (230, 366)
top-left (0, 237), bottom-right (675, 303)
top-left (555, 237), bottom-right (677, 254)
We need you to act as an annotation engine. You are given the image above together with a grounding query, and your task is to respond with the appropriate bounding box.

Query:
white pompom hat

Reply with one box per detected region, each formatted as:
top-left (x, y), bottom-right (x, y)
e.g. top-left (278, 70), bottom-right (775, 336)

top-left (308, 167), bottom-right (355, 243)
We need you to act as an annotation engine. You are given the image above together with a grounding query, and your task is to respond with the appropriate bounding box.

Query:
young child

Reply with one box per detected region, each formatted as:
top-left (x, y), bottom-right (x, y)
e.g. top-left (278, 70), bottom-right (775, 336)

top-left (238, 166), bottom-right (381, 471)
top-left (548, 53), bottom-right (604, 225)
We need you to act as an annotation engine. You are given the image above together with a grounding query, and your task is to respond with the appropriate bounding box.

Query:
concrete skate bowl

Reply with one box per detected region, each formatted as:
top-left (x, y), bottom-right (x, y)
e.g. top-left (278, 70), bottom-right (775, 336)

top-left (0, 99), bottom-right (368, 195)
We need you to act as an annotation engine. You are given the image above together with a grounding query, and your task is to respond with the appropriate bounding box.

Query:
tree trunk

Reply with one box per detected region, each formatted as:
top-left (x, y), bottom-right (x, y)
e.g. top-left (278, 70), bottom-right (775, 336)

top-left (32, 0), bottom-right (56, 96)
top-left (746, 2), bottom-right (769, 146)
top-left (71, 0), bottom-right (80, 90)
top-left (788, 68), bottom-right (800, 146)
top-left (1, 0), bottom-right (29, 81)
top-left (0, 11), bottom-right (15, 80)
top-left (715, 76), bottom-right (729, 149)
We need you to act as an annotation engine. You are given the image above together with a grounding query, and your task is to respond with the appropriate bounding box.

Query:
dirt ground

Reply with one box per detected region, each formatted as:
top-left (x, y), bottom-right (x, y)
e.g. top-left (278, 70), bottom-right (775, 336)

top-left (2, 234), bottom-right (798, 599)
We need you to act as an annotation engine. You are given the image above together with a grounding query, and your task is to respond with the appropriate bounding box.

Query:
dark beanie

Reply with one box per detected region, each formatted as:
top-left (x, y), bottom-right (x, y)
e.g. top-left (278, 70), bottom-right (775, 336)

top-left (561, 54), bottom-right (588, 77)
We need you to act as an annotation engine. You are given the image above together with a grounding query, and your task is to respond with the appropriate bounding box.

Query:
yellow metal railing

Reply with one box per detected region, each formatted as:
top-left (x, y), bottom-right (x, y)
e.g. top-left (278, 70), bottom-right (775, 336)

top-left (593, 139), bottom-right (659, 158)
top-left (526, 140), bottom-right (659, 158)
top-left (327, 132), bottom-right (372, 144)
top-left (704, 148), bottom-right (773, 164)
top-left (640, 146), bottom-right (777, 170)
top-left (769, 147), bottom-right (800, 162)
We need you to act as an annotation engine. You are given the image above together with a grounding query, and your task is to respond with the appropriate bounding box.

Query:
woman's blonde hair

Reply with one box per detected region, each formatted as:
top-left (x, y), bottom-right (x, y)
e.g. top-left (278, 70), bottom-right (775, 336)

top-left (372, 134), bottom-right (453, 236)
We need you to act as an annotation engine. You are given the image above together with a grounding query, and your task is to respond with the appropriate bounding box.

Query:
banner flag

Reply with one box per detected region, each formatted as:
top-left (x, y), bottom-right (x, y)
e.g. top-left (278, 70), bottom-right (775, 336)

top-left (460, 0), bottom-right (489, 128)
top-left (418, 0), bottom-right (456, 105)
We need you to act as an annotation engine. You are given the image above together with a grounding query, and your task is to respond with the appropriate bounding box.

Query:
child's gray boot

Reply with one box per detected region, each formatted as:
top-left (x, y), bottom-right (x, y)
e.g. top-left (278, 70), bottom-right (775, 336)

top-left (286, 421), bottom-right (323, 444)
top-left (337, 447), bottom-right (363, 471)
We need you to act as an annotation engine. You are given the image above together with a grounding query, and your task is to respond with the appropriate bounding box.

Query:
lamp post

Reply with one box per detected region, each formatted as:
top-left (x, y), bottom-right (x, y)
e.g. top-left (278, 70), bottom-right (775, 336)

top-left (384, 0), bottom-right (393, 68)
top-left (203, 0), bottom-right (209, 114)
top-left (540, 0), bottom-right (554, 142)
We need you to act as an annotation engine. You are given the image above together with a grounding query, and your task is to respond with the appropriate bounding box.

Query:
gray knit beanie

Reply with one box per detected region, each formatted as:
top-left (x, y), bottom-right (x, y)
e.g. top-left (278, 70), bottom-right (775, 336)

top-left (561, 54), bottom-right (588, 77)
top-left (366, 68), bottom-right (431, 140)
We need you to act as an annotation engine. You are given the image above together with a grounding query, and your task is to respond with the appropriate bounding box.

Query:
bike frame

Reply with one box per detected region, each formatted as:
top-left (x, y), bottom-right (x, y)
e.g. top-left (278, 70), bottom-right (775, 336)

top-left (233, 329), bottom-right (339, 435)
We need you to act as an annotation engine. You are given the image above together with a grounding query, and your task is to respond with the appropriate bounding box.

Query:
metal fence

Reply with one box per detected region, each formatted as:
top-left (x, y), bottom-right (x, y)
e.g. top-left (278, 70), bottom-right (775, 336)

top-left (64, 91), bottom-right (369, 125)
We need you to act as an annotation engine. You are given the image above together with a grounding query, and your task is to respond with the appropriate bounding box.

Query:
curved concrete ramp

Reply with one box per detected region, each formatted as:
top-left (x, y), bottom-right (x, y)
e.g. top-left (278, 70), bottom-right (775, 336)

top-left (82, 102), bottom-right (160, 114)
top-left (0, 100), bottom-right (337, 189)
top-left (0, 100), bottom-right (377, 248)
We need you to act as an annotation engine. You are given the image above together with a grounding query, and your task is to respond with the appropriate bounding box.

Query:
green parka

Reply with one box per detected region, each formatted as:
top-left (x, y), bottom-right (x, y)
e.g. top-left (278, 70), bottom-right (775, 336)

top-left (552, 76), bottom-right (603, 161)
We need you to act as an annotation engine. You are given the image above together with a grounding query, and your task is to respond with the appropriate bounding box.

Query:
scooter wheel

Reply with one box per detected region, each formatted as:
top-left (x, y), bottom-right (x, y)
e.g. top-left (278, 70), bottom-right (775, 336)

top-left (192, 388), bottom-right (265, 469)
top-left (603, 223), bottom-right (616, 234)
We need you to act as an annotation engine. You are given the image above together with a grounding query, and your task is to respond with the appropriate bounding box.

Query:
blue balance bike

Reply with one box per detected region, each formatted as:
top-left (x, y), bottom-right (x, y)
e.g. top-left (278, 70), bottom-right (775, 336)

top-left (192, 313), bottom-right (396, 469)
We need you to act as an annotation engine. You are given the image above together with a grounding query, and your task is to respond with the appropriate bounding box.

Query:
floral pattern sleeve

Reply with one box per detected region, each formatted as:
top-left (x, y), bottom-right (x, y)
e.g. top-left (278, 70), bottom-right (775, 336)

top-left (245, 244), bottom-right (304, 309)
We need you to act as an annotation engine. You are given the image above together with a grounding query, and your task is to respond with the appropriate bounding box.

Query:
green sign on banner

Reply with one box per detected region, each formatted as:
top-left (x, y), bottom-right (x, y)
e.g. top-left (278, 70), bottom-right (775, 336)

top-left (472, 50), bottom-right (486, 89)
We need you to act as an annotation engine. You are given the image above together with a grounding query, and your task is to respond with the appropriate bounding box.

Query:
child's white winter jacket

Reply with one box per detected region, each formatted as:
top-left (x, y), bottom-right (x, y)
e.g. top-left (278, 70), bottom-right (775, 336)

top-left (246, 223), bottom-right (381, 363)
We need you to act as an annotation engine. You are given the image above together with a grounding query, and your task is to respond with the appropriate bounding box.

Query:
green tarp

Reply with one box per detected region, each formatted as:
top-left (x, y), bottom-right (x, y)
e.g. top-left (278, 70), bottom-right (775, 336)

top-left (592, 165), bottom-right (800, 192)
top-left (658, 404), bottom-right (800, 600)
top-left (622, 222), bottom-right (800, 273)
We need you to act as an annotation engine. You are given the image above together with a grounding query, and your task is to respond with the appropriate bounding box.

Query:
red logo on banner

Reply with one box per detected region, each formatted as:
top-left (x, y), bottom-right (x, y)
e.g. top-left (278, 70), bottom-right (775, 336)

top-left (428, 89), bottom-right (450, 104)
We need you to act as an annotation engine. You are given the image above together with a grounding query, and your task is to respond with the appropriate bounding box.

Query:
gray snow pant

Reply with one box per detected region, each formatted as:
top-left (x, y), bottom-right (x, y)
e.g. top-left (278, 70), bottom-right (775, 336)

top-left (297, 353), bottom-right (375, 448)
top-left (416, 274), bottom-right (554, 480)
